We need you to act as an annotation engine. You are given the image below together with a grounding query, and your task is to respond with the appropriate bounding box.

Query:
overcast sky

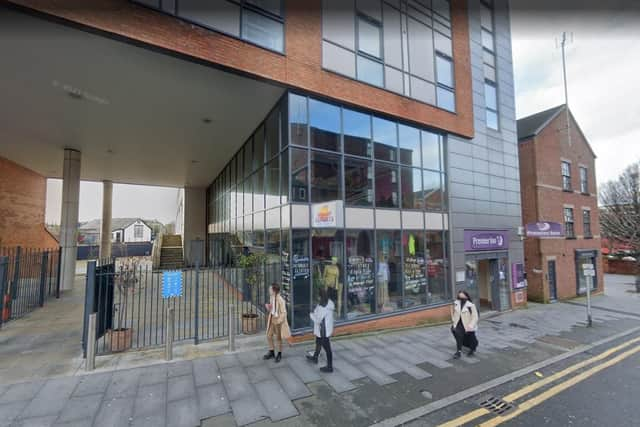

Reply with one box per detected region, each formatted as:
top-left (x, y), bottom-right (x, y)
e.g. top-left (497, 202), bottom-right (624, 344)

top-left (45, 1), bottom-right (640, 225)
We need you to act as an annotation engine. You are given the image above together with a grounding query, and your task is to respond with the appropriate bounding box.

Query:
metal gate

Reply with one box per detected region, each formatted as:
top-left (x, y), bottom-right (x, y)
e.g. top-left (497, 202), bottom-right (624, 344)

top-left (0, 247), bottom-right (61, 328)
top-left (83, 258), bottom-right (281, 355)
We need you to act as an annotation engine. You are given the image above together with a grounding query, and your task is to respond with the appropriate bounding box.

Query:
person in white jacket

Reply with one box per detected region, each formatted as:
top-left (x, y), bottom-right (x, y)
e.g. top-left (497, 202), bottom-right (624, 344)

top-left (306, 288), bottom-right (335, 373)
top-left (450, 290), bottom-right (479, 359)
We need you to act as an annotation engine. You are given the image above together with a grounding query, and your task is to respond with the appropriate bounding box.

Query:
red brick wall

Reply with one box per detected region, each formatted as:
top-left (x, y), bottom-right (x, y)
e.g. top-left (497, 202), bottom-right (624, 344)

top-left (9, 0), bottom-right (474, 138)
top-left (518, 110), bottom-right (603, 302)
top-left (604, 258), bottom-right (639, 275)
top-left (0, 157), bottom-right (59, 249)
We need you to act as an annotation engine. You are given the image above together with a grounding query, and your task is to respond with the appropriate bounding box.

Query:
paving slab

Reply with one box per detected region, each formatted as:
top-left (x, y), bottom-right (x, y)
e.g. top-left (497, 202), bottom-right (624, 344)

top-left (0, 400), bottom-right (29, 426)
top-left (246, 364), bottom-right (275, 384)
top-left (229, 395), bottom-right (268, 426)
top-left (357, 362), bottom-right (397, 386)
top-left (197, 383), bottom-right (231, 420)
top-left (0, 381), bottom-right (44, 404)
top-left (332, 358), bottom-right (367, 381)
top-left (166, 361), bottom-right (193, 378)
top-left (72, 373), bottom-right (112, 397)
top-left (221, 366), bottom-right (253, 401)
top-left (286, 358), bottom-right (322, 384)
top-left (215, 354), bottom-right (240, 369)
top-left (93, 397), bottom-right (135, 427)
top-left (272, 367), bottom-right (312, 400)
top-left (19, 377), bottom-right (79, 419)
top-left (105, 370), bottom-right (141, 399)
top-left (237, 349), bottom-right (264, 367)
top-left (131, 414), bottom-right (166, 427)
top-left (167, 374), bottom-right (196, 402)
top-left (12, 415), bottom-right (58, 427)
top-left (166, 397), bottom-right (199, 427)
top-left (137, 364), bottom-right (167, 386)
top-left (56, 394), bottom-right (102, 424)
top-left (134, 383), bottom-right (167, 418)
top-left (254, 380), bottom-right (299, 422)
top-left (319, 370), bottom-right (358, 393)
top-left (192, 358), bottom-right (220, 387)
top-left (363, 355), bottom-right (403, 375)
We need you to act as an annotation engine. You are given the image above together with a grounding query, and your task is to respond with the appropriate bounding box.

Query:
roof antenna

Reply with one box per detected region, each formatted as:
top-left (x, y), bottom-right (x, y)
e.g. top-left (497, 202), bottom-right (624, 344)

top-left (558, 31), bottom-right (573, 146)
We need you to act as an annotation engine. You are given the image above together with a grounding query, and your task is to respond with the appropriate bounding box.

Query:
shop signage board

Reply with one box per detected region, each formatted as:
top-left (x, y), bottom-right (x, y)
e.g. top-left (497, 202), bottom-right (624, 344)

top-left (311, 201), bottom-right (344, 228)
top-left (526, 222), bottom-right (564, 238)
top-left (464, 230), bottom-right (510, 251)
top-left (582, 263), bottom-right (596, 277)
top-left (162, 271), bottom-right (183, 298)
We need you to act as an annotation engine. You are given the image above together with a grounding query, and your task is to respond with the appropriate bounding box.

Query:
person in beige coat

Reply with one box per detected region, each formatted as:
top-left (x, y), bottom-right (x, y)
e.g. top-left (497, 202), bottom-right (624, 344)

top-left (450, 290), bottom-right (479, 359)
top-left (263, 283), bottom-right (291, 363)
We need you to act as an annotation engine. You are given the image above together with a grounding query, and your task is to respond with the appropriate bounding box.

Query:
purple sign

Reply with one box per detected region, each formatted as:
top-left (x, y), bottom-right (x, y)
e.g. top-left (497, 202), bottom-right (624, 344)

top-left (464, 230), bottom-right (509, 251)
top-left (525, 222), bottom-right (564, 238)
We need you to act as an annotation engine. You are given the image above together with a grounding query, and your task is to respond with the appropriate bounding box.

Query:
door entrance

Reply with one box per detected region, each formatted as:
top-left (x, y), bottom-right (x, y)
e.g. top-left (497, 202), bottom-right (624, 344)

top-left (548, 260), bottom-right (557, 301)
top-left (465, 256), bottom-right (511, 312)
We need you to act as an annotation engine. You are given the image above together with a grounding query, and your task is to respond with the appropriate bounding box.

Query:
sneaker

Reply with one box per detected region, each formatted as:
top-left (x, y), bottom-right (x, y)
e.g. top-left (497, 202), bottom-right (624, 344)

top-left (306, 354), bottom-right (318, 364)
top-left (453, 351), bottom-right (462, 359)
top-left (320, 366), bottom-right (333, 373)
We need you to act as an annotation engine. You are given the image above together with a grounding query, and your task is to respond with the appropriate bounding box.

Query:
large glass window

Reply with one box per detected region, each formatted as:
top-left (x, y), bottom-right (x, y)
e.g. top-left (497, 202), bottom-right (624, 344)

top-left (376, 230), bottom-right (402, 311)
top-left (421, 131), bottom-right (441, 171)
top-left (290, 94), bottom-right (308, 146)
top-left (243, 178), bottom-right (253, 215)
top-left (253, 168), bottom-right (264, 211)
top-left (375, 162), bottom-right (399, 208)
top-left (398, 124), bottom-right (421, 167)
top-left (343, 108), bottom-right (372, 157)
top-left (426, 231), bottom-right (447, 304)
top-left (436, 55), bottom-right (454, 89)
top-left (312, 229), bottom-right (345, 319)
top-left (346, 230), bottom-right (375, 319)
top-left (484, 81), bottom-right (499, 130)
top-left (423, 171), bottom-right (443, 211)
top-left (309, 99), bottom-right (341, 152)
top-left (291, 229), bottom-right (311, 329)
top-left (280, 150), bottom-right (289, 204)
top-left (244, 139), bottom-right (253, 176)
top-left (291, 148), bottom-right (308, 202)
top-left (403, 231), bottom-right (427, 308)
top-left (242, 8), bottom-right (284, 51)
top-left (345, 157), bottom-right (373, 207)
top-left (265, 157), bottom-right (279, 209)
top-left (561, 161), bottom-right (572, 191)
top-left (564, 207), bottom-right (575, 238)
top-left (583, 210), bottom-right (592, 238)
top-left (373, 117), bottom-right (397, 162)
top-left (265, 107), bottom-right (280, 160)
top-left (357, 16), bottom-right (382, 58)
top-left (357, 55), bottom-right (384, 87)
top-left (253, 124), bottom-right (265, 170)
top-left (580, 167), bottom-right (589, 194)
top-left (311, 151), bottom-right (342, 203)
top-left (401, 167), bottom-right (423, 210)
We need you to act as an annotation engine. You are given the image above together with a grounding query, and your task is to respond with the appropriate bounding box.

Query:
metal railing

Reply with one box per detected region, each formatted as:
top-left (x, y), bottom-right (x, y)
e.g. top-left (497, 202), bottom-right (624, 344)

top-left (0, 247), bottom-right (61, 328)
top-left (83, 258), bottom-right (281, 355)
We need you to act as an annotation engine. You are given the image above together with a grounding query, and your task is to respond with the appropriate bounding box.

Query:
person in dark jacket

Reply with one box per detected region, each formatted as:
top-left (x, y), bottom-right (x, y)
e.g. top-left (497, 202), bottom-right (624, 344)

top-left (450, 290), bottom-right (479, 359)
top-left (306, 288), bottom-right (335, 373)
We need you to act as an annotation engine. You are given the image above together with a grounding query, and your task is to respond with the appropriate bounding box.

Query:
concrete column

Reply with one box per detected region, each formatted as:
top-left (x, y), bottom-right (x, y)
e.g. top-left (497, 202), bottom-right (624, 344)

top-left (99, 180), bottom-right (113, 260)
top-left (59, 149), bottom-right (81, 292)
top-left (183, 187), bottom-right (206, 266)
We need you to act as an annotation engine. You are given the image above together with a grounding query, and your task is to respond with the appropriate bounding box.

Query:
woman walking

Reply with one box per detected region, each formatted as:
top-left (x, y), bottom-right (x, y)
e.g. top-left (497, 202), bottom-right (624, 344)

top-left (306, 288), bottom-right (335, 373)
top-left (450, 290), bottom-right (479, 359)
top-left (263, 283), bottom-right (291, 363)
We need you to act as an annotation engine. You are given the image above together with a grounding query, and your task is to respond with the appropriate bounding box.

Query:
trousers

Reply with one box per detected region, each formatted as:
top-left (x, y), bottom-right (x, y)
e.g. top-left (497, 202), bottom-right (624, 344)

top-left (313, 336), bottom-right (333, 367)
top-left (267, 323), bottom-right (283, 352)
top-left (452, 321), bottom-right (478, 352)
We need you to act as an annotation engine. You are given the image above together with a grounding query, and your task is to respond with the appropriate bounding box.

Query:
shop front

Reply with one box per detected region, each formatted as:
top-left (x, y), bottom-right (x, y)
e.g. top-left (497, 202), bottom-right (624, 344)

top-left (206, 92), bottom-right (452, 332)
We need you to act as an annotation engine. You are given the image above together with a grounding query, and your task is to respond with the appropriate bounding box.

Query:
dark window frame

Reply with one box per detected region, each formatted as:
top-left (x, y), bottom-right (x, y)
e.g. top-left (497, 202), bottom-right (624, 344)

top-left (580, 166), bottom-right (589, 194)
top-left (561, 161), bottom-right (572, 191)
top-left (564, 207), bottom-right (575, 239)
top-left (355, 13), bottom-right (385, 87)
top-left (583, 209), bottom-right (592, 238)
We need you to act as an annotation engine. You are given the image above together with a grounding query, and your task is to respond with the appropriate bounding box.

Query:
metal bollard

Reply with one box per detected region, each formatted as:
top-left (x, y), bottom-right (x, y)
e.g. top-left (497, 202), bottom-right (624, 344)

top-left (165, 306), bottom-right (175, 361)
top-left (228, 303), bottom-right (235, 352)
top-left (86, 313), bottom-right (97, 371)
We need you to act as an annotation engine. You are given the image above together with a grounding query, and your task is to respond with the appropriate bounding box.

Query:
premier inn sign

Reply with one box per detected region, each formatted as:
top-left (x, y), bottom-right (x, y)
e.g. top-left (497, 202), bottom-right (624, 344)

top-left (464, 230), bottom-right (510, 251)
top-left (525, 222), bottom-right (564, 238)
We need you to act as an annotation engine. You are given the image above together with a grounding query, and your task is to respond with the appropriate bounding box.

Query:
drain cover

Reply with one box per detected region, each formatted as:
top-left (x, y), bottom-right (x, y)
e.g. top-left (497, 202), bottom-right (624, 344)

top-left (478, 396), bottom-right (516, 415)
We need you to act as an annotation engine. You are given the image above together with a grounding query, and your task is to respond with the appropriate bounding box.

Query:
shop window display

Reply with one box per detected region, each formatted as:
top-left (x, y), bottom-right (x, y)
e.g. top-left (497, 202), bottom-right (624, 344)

top-left (403, 231), bottom-right (427, 307)
top-left (312, 229), bottom-right (344, 319)
top-left (376, 230), bottom-right (402, 311)
top-left (346, 230), bottom-right (375, 319)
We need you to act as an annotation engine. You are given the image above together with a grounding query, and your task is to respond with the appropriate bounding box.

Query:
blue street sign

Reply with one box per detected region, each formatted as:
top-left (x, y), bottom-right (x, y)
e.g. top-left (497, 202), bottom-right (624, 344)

top-left (162, 271), bottom-right (183, 298)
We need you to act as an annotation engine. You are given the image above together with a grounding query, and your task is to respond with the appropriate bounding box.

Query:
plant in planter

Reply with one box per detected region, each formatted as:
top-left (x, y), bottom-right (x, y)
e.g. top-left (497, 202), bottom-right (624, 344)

top-left (109, 257), bottom-right (139, 352)
top-left (237, 252), bottom-right (266, 335)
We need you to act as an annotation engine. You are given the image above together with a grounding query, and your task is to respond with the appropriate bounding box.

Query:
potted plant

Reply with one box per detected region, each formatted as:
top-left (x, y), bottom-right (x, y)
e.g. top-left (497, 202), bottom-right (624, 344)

top-left (237, 252), bottom-right (266, 335)
top-left (109, 258), bottom-right (138, 351)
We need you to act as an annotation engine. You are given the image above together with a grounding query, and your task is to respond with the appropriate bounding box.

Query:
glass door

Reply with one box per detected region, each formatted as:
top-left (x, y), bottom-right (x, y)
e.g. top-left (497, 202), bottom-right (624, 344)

top-left (548, 260), bottom-right (557, 301)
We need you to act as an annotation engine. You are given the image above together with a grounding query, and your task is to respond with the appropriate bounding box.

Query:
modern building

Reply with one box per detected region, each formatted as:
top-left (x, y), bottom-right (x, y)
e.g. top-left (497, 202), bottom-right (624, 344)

top-left (0, 0), bottom-right (524, 334)
top-left (518, 105), bottom-right (603, 302)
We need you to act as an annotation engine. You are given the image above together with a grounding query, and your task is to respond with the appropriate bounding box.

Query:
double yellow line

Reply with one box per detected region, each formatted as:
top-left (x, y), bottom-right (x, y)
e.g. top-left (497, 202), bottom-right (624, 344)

top-left (438, 336), bottom-right (640, 427)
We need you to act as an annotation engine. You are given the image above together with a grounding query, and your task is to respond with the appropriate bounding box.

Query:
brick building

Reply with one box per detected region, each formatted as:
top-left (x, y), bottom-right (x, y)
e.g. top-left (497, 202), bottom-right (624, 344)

top-left (1, 0), bottom-right (525, 334)
top-left (518, 105), bottom-right (603, 302)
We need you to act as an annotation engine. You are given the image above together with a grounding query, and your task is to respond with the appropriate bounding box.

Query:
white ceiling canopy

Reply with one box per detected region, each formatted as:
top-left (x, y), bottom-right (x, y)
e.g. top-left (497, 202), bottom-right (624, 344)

top-left (0, 6), bottom-right (285, 188)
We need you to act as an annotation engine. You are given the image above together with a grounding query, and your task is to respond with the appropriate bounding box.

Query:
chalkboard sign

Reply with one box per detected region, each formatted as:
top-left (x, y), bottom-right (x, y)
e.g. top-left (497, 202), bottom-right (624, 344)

top-left (281, 251), bottom-right (291, 303)
top-left (404, 256), bottom-right (427, 293)
top-left (292, 254), bottom-right (310, 279)
top-left (347, 256), bottom-right (374, 298)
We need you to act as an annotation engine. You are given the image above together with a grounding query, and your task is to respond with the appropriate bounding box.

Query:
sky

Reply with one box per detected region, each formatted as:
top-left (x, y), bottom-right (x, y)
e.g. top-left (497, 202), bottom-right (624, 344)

top-left (45, 1), bottom-right (640, 224)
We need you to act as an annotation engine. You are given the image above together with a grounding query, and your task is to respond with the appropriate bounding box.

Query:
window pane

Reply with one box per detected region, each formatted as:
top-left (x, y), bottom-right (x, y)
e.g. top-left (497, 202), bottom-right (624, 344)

top-left (423, 170), bottom-right (442, 211)
top-left (482, 29), bottom-right (494, 51)
top-left (265, 157), bottom-right (279, 209)
top-left (480, 4), bottom-right (493, 30)
top-left (482, 49), bottom-right (495, 67)
top-left (436, 55), bottom-right (454, 88)
top-left (291, 148), bottom-right (308, 202)
top-left (343, 108), bottom-right (372, 157)
top-left (312, 229), bottom-right (344, 318)
top-left (421, 130), bottom-right (441, 171)
top-left (244, 139), bottom-right (253, 177)
top-left (253, 124), bottom-right (265, 169)
top-left (246, 0), bottom-right (282, 16)
top-left (242, 9), bottom-right (284, 51)
top-left (358, 17), bottom-right (381, 58)
top-left (345, 157), bottom-right (373, 207)
top-left (266, 107), bottom-right (280, 160)
top-left (376, 230), bottom-right (402, 311)
top-left (357, 55), bottom-right (384, 87)
top-left (398, 124), bottom-right (421, 167)
top-left (401, 167), bottom-right (423, 210)
top-left (280, 150), bottom-right (289, 204)
top-left (309, 99), bottom-right (341, 152)
top-left (403, 231), bottom-right (427, 308)
top-left (243, 178), bottom-right (253, 214)
top-left (486, 110), bottom-right (498, 130)
top-left (375, 162), bottom-right (399, 208)
top-left (408, 17), bottom-right (435, 81)
top-left (346, 230), bottom-right (375, 318)
top-left (426, 231), bottom-right (447, 304)
top-left (373, 117), bottom-right (397, 162)
top-left (311, 151), bottom-right (342, 203)
top-left (291, 229), bottom-right (310, 329)
top-left (253, 168), bottom-right (264, 211)
top-left (484, 63), bottom-right (496, 82)
top-left (437, 87), bottom-right (455, 112)
top-left (484, 82), bottom-right (497, 110)
top-left (289, 94), bottom-right (308, 146)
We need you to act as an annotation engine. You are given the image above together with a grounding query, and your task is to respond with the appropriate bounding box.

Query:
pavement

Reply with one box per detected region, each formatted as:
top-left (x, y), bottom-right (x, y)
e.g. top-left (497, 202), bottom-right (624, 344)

top-left (0, 274), bottom-right (638, 427)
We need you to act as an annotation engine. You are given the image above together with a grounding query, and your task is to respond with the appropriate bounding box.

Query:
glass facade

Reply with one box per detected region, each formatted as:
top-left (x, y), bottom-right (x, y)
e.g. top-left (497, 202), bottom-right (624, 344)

top-left (207, 92), bottom-right (450, 330)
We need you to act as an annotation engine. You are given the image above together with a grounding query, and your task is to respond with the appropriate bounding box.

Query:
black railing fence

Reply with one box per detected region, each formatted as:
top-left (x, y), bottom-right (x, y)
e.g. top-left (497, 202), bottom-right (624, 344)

top-left (0, 246), bottom-right (61, 328)
top-left (83, 259), bottom-right (282, 355)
